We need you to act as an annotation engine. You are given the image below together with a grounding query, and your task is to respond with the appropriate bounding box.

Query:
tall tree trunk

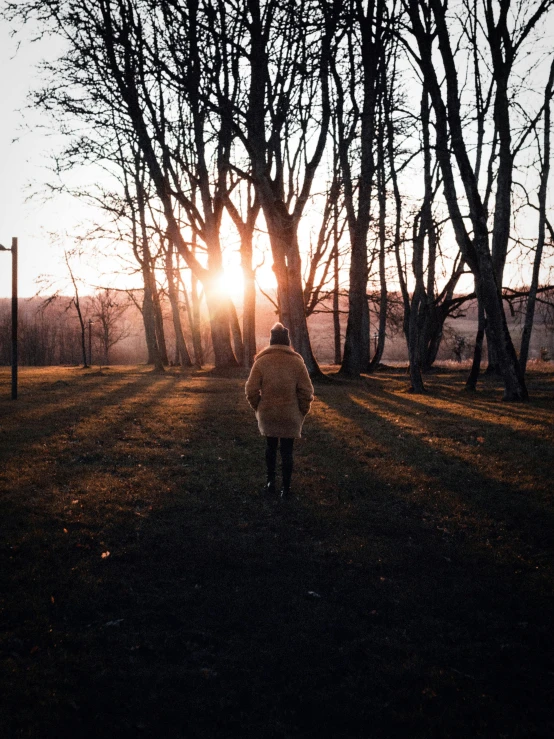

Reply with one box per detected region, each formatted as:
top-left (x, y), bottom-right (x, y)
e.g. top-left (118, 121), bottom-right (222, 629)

top-left (336, 0), bottom-right (385, 378)
top-left (142, 265), bottom-right (164, 372)
top-left (520, 59), bottom-right (554, 374)
top-left (190, 271), bottom-right (204, 367)
top-left (408, 1), bottom-right (527, 400)
top-left (242, 263), bottom-right (257, 367)
top-left (369, 110), bottom-right (388, 372)
top-left (225, 191), bottom-right (259, 368)
top-left (332, 221), bottom-right (342, 365)
top-left (180, 272), bottom-right (204, 368)
top-left (204, 283), bottom-right (238, 368)
top-left (466, 288), bottom-right (486, 391)
top-left (408, 287), bottom-right (426, 392)
top-left (151, 281), bottom-right (169, 366)
top-left (228, 297), bottom-right (244, 365)
top-left (166, 243), bottom-right (192, 367)
top-left (264, 210), bottom-right (322, 377)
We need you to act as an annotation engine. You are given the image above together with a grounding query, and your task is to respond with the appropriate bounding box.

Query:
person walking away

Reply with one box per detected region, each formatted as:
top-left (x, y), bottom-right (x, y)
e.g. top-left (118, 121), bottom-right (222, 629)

top-left (245, 323), bottom-right (314, 497)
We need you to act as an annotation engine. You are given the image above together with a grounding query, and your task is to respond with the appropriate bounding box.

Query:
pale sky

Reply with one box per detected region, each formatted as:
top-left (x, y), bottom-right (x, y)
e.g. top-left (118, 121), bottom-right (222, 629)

top-left (1, 11), bottom-right (552, 300)
top-left (0, 23), bottom-right (68, 296)
top-left (0, 20), bottom-right (265, 299)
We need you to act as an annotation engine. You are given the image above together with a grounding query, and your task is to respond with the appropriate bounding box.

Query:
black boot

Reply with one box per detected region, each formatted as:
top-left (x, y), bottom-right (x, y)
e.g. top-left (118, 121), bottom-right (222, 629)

top-left (281, 459), bottom-right (293, 498)
top-left (280, 439), bottom-right (294, 498)
top-left (265, 438), bottom-right (278, 495)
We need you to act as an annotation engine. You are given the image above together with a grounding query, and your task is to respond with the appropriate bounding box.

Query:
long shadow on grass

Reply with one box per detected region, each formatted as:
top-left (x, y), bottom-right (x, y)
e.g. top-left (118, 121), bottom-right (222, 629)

top-left (0, 372), bottom-right (173, 465)
top-left (2, 374), bottom-right (553, 739)
top-left (16, 377), bottom-right (554, 737)
top-left (317, 383), bottom-right (554, 551)
top-left (357, 385), bottom-right (553, 502)
top-left (415, 370), bottom-right (554, 425)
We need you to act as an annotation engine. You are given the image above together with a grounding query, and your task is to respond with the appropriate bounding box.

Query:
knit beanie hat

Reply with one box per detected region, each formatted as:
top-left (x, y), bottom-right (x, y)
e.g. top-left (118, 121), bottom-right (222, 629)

top-left (269, 322), bottom-right (290, 346)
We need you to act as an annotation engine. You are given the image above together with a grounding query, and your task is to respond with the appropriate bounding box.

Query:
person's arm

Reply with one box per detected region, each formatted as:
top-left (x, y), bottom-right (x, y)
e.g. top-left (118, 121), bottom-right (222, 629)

top-left (296, 361), bottom-right (314, 416)
top-left (245, 362), bottom-right (262, 411)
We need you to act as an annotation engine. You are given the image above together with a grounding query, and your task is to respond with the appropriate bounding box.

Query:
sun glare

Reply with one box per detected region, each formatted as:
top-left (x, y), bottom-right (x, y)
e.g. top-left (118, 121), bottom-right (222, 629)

top-left (216, 265), bottom-right (244, 300)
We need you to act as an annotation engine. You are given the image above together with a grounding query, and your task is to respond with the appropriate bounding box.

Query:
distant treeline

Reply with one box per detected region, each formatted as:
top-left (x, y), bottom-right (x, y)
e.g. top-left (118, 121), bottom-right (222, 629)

top-left (1, 290), bottom-right (552, 368)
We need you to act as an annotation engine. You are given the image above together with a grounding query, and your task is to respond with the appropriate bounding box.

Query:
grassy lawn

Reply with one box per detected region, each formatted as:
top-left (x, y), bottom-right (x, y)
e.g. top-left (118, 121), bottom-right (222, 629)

top-left (1, 365), bottom-right (553, 738)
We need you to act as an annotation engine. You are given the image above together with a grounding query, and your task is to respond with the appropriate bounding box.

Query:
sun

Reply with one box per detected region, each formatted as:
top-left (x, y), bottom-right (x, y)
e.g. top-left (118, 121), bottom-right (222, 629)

top-left (216, 264), bottom-right (244, 301)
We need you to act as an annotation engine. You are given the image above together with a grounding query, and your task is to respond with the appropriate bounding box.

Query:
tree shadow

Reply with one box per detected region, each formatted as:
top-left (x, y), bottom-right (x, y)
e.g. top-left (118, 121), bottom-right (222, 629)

top-left (1, 371), bottom-right (553, 738)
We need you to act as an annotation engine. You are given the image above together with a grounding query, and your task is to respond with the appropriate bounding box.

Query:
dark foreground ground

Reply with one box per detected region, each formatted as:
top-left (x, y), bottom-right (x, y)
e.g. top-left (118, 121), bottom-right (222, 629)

top-left (1, 365), bottom-right (553, 738)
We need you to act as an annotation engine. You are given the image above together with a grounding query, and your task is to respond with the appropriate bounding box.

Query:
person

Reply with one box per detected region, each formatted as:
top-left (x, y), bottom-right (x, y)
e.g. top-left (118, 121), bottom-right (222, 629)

top-left (245, 322), bottom-right (314, 497)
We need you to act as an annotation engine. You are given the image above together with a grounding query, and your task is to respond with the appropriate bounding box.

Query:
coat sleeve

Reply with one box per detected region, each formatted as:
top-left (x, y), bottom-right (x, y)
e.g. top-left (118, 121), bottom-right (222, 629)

top-left (296, 360), bottom-right (314, 416)
top-left (245, 362), bottom-right (262, 411)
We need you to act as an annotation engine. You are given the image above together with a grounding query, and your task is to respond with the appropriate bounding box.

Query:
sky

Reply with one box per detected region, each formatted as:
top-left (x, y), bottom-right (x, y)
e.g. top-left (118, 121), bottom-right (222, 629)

top-left (0, 22), bottom-right (138, 298)
top-left (0, 23), bottom-right (67, 296)
top-left (1, 10), bottom-right (552, 301)
top-left (0, 19), bottom-right (269, 300)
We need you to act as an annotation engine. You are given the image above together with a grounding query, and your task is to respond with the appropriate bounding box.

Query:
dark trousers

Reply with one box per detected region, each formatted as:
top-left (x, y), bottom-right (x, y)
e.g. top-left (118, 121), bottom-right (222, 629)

top-left (265, 437), bottom-right (294, 490)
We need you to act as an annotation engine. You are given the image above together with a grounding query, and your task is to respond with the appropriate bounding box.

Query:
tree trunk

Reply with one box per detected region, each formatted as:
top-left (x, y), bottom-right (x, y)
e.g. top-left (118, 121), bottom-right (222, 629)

top-left (242, 266), bottom-right (257, 367)
top-left (142, 266), bottom-right (164, 372)
top-left (466, 289), bottom-right (486, 391)
top-left (152, 288), bottom-right (169, 366)
top-left (421, 312), bottom-right (444, 371)
top-left (341, 242), bottom-right (370, 377)
top-left (264, 209), bottom-right (322, 377)
top-left (189, 272), bottom-right (204, 367)
top-left (228, 297), bottom-right (244, 365)
top-left (408, 1), bottom-right (527, 400)
top-left (332, 236), bottom-right (341, 365)
top-left (166, 243), bottom-right (192, 367)
top-left (408, 289), bottom-right (426, 393)
top-left (478, 257), bottom-right (527, 400)
top-left (520, 59), bottom-right (554, 374)
top-left (77, 310), bottom-right (88, 368)
top-left (205, 294), bottom-right (237, 367)
top-left (368, 119), bottom-right (388, 372)
top-left (180, 273), bottom-right (204, 368)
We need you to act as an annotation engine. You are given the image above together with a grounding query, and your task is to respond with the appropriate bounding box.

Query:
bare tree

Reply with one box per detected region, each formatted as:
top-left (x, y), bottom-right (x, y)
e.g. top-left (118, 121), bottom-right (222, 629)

top-left (519, 58), bottom-right (554, 372)
top-left (227, 0), bottom-right (339, 376)
top-left (91, 288), bottom-right (131, 364)
top-left (400, 0), bottom-right (554, 399)
top-left (330, 0), bottom-right (391, 377)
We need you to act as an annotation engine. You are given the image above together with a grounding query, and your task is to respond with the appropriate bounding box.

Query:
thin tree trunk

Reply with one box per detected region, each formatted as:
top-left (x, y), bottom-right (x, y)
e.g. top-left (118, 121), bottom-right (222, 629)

top-left (408, 288), bottom-right (426, 392)
top-left (65, 254), bottom-right (88, 368)
top-left (190, 271), bottom-right (204, 366)
top-left (332, 217), bottom-right (341, 365)
top-left (228, 297), bottom-right (244, 365)
top-left (369, 108), bottom-right (388, 372)
top-left (466, 289), bottom-right (486, 391)
top-left (152, 286), bottom-right (169, 366)
top-left (142, 266), bottom-right (164, 372)
top-left (520, 59), bottom-right (554, 374)
top-left (166, 243), bottom-right (192, 367)
top-left (225, 192), bottom-right (259, 368)
top-left (408, 2), bottom-right (527, 400)
top-left (242, 264), bottom-right (257, 367)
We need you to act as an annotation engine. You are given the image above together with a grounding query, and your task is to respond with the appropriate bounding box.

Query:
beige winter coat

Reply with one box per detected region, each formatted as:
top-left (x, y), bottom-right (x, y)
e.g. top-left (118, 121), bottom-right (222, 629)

top-left (245, 345), bottom-right (314, 438)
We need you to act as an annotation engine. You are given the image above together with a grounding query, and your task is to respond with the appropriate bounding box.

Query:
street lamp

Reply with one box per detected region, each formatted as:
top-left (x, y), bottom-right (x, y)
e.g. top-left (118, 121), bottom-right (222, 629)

top-left (0, 237), bottom-right (17, 400)
top-left (88, 318), bottom-right (96, 367)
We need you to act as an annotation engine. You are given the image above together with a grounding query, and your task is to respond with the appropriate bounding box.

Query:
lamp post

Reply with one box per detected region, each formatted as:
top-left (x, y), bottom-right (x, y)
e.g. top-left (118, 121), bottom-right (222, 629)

top-left (0, 237), bottom-right (17, 400)
top-left (88, 318), bottom-right (95, 367)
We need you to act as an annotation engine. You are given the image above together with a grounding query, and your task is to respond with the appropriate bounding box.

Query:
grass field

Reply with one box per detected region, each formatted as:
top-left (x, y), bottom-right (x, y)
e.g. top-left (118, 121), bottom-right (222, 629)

top-left (1, 365), bottom-right (553, 738)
